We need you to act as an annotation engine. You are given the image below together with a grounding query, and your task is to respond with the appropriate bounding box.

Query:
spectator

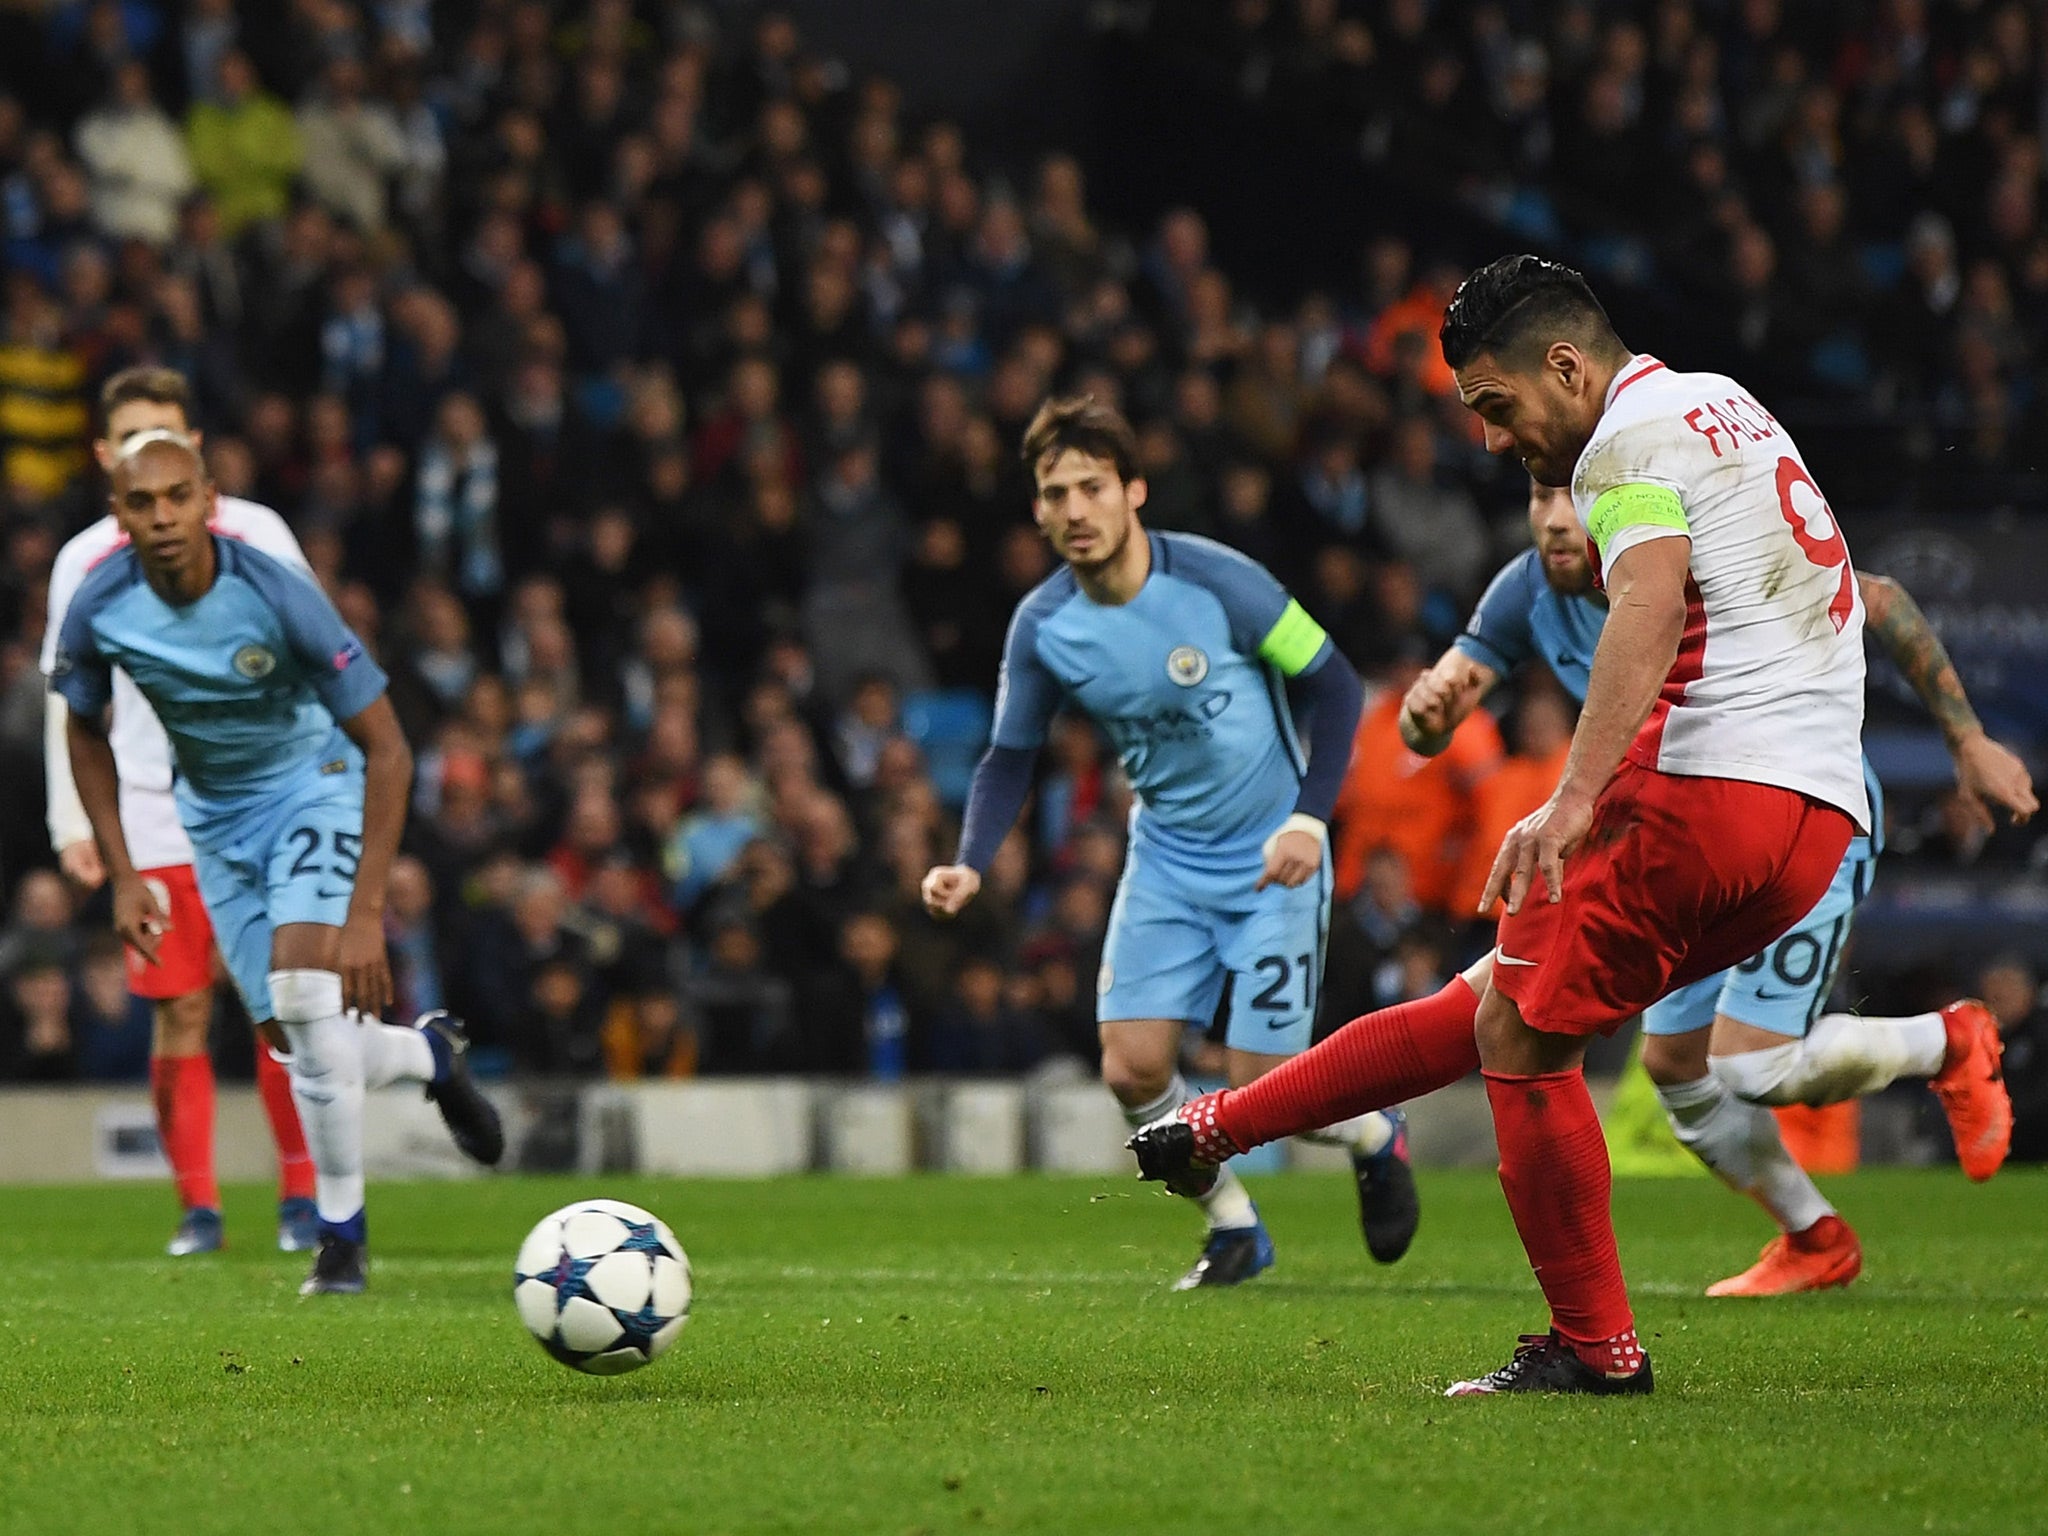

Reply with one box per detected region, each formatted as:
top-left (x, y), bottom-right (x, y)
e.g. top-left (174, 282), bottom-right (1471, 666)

top-left (1, 951), bottom-right (77, 1082)
top-left (928, 955), bottom-right (1046, 1075)
top-left (385, 855), bottom-right (447, 1024)
top-left (0, 871), bottom-right (77, 979)
top-left (74, 61), bottom-right (194, 246)
top-left (1332, 657), bottom-right (1504, 915)
top-left (669, 754), bottom-right (765, 910)
top-left (1450, 681), bottom-right (1576, 918)
top-left (414, 392), bottom-right (504, 610)
top-left (69, 933), bottom-right (150, 1083)
top-left (468, 867), bottom-right (608, 1076)
top-left (295, 55), bottom-right (408, 235)
top-left (185, 51), bottom-right (302, 238)
top-left (682, 904), bottom-right (797, 1073)
top-left (1366, 417), bottom-right (1490, 605)
top-left (809, 909), bottom-right (909, 1077)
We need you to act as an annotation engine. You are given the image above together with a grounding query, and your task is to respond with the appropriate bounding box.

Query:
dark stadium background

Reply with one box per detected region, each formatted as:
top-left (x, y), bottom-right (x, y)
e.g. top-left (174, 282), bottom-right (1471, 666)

top-left (0, 0), bottom-right (2040, 1156)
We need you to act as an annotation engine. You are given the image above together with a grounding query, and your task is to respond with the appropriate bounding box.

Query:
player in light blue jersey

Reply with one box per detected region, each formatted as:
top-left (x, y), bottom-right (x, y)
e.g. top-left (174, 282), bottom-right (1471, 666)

top-left (54, 430), bottom-right (504, 1295)
top-left (1399, 479), bottom-right (2036, 1294)
top-left (922, 396), bottom-right (1418, 1289)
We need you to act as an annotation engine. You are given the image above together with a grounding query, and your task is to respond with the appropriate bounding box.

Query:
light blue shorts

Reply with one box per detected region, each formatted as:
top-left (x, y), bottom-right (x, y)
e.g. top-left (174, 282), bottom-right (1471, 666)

top-left (184, 765), bottom-right (367, 1022)
top-left (1098, 839), bottom-right (1330, 1055)
top-left (1642, 843), bottom-right (1873, 1039)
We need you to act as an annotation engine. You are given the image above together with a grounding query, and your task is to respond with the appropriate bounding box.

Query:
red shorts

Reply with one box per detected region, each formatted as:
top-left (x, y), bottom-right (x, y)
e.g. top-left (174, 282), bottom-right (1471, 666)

top-left (1492, 762), bottom-right (1854, 1036)
top-left (126, 865), bottom-right (217, 1001)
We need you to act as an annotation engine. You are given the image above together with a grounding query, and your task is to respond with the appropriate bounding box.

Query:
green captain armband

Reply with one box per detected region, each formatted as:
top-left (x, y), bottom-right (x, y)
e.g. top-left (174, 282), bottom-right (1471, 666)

top-left (1257, 599), bottom-right (1329, 676)
top-left (1585, 483), bottom-right (1688, 558)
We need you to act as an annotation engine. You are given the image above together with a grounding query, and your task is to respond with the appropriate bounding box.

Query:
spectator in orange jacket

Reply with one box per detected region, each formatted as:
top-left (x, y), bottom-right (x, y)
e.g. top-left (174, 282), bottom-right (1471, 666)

top-left (1332, 656), bottom-right (1503, 913)
top-left (1450, 678), bottom-right (1575, 918)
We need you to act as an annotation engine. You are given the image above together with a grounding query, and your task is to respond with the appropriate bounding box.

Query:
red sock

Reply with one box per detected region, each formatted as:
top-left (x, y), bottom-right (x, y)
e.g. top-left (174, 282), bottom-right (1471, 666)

top-left (151, 1054), bottom-right (219, 1212)
top-left (1219, 978), bottom-right (1482, 1150)
top-left (1484, 1067), bottom-right (1643, 1375)
top-left (255, 1046), bottom-right (316, 1201)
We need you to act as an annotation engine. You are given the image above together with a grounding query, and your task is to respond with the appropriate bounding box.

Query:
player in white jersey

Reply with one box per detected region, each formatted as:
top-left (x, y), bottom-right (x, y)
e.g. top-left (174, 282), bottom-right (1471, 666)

top-left (41, 368), bottom-right (318, 1256)
top-left (1133, 256), bottom-right (2012, 1395)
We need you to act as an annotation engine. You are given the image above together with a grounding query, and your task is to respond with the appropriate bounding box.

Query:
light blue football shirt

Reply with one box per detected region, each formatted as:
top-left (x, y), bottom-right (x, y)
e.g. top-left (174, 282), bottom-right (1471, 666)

top-left (1453, 546), bottom-right (1882, 856)
top-left (990, 531), bottom-right (1332, 874)
top-left (52, 537), bottom-right (388, 810)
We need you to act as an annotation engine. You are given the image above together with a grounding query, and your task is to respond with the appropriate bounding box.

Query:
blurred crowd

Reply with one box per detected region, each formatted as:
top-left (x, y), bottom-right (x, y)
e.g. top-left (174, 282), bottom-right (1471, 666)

top-left (0, 2), bottom-right (2043, 1101)
top-left (1133, 0), bottom-right (2048, 487)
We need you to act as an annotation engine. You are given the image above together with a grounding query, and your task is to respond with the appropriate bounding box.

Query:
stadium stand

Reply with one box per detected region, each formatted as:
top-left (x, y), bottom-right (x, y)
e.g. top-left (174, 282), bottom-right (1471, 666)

top-left (0, 2), bottom-right (2039, 1167)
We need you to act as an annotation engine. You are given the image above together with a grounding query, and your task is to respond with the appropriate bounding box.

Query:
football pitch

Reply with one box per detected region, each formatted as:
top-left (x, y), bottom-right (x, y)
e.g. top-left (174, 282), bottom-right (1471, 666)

top-left (5, 1169), bottom-right (2044, 1536)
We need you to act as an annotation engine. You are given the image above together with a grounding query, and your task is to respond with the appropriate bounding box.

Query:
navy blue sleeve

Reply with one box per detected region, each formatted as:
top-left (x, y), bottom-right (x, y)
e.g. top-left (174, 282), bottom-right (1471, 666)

top-left (1453, 551), bottom-right (1540, 678)
top-left (988, 590), bottom-right (1062, 751)
top-left (49, 559), bottom-right (125, 720)
top-left (1163, 534), bottom-right (1334, 675)
top-left (954, 745), bottom-right (1037, 873)
top-left (1284, 649), bottom-right (1364, 824)
top-left (228, 543), bottom-right (388, 721)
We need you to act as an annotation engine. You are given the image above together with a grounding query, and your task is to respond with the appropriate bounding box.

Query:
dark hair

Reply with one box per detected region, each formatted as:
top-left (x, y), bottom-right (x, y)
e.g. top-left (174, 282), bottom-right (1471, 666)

top-left (99, 366), bottom-right (191, 426)
top-left (1438, 255), bottom-right (1623, 370)
top-left (1020, 394), bottom-right (1138, 483)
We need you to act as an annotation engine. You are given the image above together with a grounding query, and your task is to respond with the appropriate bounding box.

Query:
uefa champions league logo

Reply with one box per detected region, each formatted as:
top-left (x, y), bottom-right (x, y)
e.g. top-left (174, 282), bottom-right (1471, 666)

top-left (1166, 646), bottom-right (1209, 686)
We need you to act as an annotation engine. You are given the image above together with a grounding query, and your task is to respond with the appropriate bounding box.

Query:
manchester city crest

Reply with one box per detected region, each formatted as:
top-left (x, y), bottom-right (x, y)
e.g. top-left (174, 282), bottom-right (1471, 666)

top-left (1165, 645), bottom-right (1208, 686)
top-left (233, 644), bottom-right (277, 679)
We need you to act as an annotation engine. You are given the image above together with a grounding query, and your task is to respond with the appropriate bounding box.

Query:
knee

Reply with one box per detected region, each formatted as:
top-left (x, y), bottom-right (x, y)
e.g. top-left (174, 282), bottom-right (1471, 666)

top-left (151, 990), bottom-right (214, 1056)
top-left (269, 969), bottom-right (342, 1026)
top-left (1641, 1030), bottom-right (1709, 1087)
top-left (1475, 986), bottom-right (1585, 1075)
top-left (1709, 1043), bottom-right (1804, 1107)
top-left (1099, 1040), bottom-right (1173, 1107)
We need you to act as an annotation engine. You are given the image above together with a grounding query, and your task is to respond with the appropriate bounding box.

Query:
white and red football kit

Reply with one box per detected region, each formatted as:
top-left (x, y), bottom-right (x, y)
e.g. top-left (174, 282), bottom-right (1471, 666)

top-left (42, 496), bottom-right (311, 998)
top-left (1493, 358), bottom-right (1867, 1034)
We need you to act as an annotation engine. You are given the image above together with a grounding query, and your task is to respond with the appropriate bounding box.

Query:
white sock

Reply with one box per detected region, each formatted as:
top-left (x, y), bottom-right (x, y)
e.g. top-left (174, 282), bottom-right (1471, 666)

top-left (1122, 1074), bottom-right (1259, 1231)
top-left (1656, 1074), bottom-right (1834, 1234)
top-left (358, 1017), bottom-right (435, 1088)
top-left (1296, 1111), bottom-right (1395, 1157)
top-left (1713, 1011), bottom-right (1947, 1107)
top-left (272, 971), bottom-right (366, 1228)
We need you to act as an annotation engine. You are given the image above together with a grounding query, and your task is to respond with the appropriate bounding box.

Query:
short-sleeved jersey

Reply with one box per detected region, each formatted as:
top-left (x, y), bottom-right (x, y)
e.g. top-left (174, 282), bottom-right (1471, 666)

top-left (52, 537), bottom-right (386, 811)
top-left (1456, 543), bottom-right (1884, 858)
top-left (41, 497), bottom-right (309, 866)
top-left (1453, 547), bottom-right (1606, 700)
top-left (1571, 356), bottom-right (1869, 831)
top-left (989, 532), bottom-right (1331, 870)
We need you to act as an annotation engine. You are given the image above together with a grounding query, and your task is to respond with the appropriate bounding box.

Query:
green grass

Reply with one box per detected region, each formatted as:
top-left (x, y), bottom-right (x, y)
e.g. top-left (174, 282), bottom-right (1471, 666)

top-left (3, 1170), bottom-right (2044, 1536)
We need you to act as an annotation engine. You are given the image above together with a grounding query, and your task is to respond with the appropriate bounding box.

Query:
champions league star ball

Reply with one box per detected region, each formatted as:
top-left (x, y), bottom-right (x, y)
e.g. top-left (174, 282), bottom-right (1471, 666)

top-left (514, 1199), bottom-right (692, 1375)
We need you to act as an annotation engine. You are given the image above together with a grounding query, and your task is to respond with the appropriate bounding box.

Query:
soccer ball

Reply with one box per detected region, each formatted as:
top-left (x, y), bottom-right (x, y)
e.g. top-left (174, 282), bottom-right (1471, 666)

top-left (513, 1199), bottom-right (692, 1375)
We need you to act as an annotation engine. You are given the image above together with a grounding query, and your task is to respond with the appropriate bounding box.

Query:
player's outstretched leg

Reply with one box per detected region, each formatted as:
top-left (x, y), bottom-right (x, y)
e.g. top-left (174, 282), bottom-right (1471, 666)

top-left (352, 1007), bottom-right (504, 1164)
top-left (1296, 1108), bottom-right (1419, 1263)
top-left (1711, 1003), bottom-right (2011, 1181)
top-left (412, 1012), bottom-right (505, 1166)
top-left (1127, 977), bottom-right (1480, 1182)
top-left (254, 1044), bottom-right (319, 1251)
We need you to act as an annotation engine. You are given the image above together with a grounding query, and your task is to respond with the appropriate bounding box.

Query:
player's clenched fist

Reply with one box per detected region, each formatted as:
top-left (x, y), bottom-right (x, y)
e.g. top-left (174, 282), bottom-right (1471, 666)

top-left (1400, 669), bottom-right (1461, 739)
top-left (921, 864), bottom-right (982, 918)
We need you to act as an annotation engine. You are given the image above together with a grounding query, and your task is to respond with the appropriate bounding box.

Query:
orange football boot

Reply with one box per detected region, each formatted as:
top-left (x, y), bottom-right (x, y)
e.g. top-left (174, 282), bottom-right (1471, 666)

top-left (1707, 1213), bottom-right (1863, 1297)
top-left (1930, 999), bottom-right (2012, 1182)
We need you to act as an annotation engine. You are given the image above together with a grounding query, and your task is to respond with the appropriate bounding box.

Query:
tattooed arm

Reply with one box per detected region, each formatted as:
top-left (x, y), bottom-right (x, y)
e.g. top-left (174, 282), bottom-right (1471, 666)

top-left (1858, 572), bottom-right (2038, 832)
